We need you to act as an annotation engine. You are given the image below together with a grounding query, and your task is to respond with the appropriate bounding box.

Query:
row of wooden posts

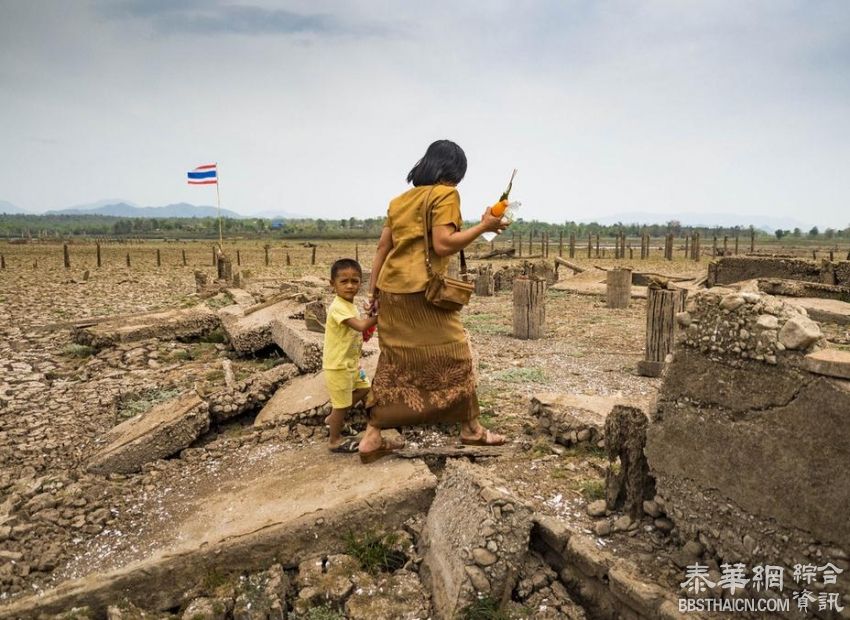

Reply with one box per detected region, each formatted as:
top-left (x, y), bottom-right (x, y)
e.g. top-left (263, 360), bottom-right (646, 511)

top-left (3, 234), bottom-right (849, 270)
top-left (0, 243), bottom-right (324, 270)
top-left (504, 267), bottom-right (684, 376)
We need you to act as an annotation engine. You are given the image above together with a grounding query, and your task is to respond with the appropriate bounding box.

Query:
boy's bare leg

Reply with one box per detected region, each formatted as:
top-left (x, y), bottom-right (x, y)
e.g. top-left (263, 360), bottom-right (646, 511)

top-left (325, 407), bottom-right (349, 447)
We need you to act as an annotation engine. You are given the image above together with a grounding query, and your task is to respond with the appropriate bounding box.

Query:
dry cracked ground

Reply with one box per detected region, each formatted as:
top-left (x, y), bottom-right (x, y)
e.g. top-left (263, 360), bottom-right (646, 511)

top-left (0, 239), bottom-right (757, 618)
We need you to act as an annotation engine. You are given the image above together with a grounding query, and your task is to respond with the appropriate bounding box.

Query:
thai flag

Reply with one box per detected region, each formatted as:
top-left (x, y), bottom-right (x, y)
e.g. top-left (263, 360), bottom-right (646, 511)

top-left (187, 163), bottom-right (217, 185)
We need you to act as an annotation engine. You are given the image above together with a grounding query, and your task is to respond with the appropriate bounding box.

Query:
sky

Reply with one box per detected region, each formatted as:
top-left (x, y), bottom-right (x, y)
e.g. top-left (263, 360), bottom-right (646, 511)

top-left (1, 0), bottom-right (849, 228)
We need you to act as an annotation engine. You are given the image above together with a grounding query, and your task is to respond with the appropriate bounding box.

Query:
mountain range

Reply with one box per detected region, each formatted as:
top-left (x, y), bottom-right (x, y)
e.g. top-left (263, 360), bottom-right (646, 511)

top-left (1, 200), bottom-right (309, 219)
top-left (0, 200), bottom-right (826, 230)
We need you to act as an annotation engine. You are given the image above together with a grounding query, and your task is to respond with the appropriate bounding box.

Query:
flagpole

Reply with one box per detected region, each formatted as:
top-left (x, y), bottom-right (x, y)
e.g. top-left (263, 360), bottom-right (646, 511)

top-left (215, 162), bottom-right (222, 246)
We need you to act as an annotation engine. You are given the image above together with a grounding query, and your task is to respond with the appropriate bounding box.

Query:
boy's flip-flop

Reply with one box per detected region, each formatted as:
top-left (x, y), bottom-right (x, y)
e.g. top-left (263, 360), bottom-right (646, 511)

top-left (329, 437), bottom-right (360, 453)
top-left (359, 436), bottom-right (405, 464)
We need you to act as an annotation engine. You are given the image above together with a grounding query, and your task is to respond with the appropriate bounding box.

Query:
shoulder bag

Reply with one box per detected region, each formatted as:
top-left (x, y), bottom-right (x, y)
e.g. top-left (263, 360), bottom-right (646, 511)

top-left (421, 187), bottom-right (474, 311)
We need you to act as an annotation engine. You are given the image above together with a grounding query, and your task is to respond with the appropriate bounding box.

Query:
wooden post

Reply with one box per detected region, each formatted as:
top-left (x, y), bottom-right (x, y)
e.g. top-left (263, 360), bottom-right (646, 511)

top-left (264, 244), bottom-right (270, 266)
top-left (212, 246), bottom-right (217, 266)
top-left (512, 277), bottom-right (546, 340)
top-left (311, 245), bottom-right (317, 265)
top-left (606, 268), bottom-right (632, 309)
top-left (587, 234), bottom-right (592, 258)
top-left (0, 254), bottom-right (5, 269)
top-left (712, 236), bottom-right (718, 257)
top-left (518, 233), bottom-right (523, 257)
top-left (126, 253), bottom-right (131, 267)
top-left (595, 235), bottom-right (600, 258)
top-left (63, 243), bottom-right (70, 269)
top-left (182, 249), bottom-right (187, 266)
top-left (829, 250), bottom-right (834, 262)
top-left (355, 244), bottom-right (359, 262)
top-left (629, 244), bottom-right (633, 260)
top-left (694, 233), bottom-right (701, 262)
top-left (286, 252), bottom-right (291, 266)
top-left (684, 235), bottom-right (689, 258)
top-left (735, 236), bottom-right (739, 255)
top-left (637, 286), bottom-right (688, 377)
top-left (559, 231), bottom-right (564, 257)
top-left (236, 250), bottom-right (241, 266)
top-left (750, 229), bottom-right (755, 253)
top-left (96, 242), bottom-right (102, 268)
top-left (569, 233), bottom-right (575, 259)
top-left (217, 252), bottom-right (232, 282)
top-left (812, 250), bottom-right (817, 260)
top-left (723, 236), bottom-right (728, 255)
top-left (474, 264), bottom-right (494, 297)
top-left (543, 233), bottom-right (548, 258)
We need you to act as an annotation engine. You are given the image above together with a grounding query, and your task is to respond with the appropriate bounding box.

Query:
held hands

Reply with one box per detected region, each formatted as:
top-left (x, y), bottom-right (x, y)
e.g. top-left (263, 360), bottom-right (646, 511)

top-left (481, 202), bottom-right (510, 234)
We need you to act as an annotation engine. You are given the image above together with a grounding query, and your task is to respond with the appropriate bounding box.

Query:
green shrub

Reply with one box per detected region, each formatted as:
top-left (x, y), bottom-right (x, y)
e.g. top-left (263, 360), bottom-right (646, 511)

top-left (343, 530), bottom-right (405, 574)
top-left (62, 343), bottom-right (95, 358)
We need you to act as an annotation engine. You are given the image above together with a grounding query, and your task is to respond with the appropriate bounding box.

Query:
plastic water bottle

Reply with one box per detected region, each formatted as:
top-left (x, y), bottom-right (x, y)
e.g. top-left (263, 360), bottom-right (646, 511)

top-left (482, 201), bottom-right (520, 242)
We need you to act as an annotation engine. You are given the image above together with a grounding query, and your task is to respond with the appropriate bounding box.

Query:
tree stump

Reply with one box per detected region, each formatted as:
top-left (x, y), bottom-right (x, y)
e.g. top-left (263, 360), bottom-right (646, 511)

top-left (63, 243), bottom-right (70, 269)
top-left (156, 249), bottom-right (161, 267)
top-left (125, 253), bottom-right (131, 267)
top-left (264, 244), bottom-right (270, 266)
top-left (182, 249), bottom-right (187, 266)
top-left (637, 286), bottom-right (687, 377)
top-left (474, 265), bottom-right (494, 296)
top-left (311, 246), bottom-right (317, 265)
top-left (606, 268), bottom-right (632, 309)
top-left (1, 254), bottom-right (5, 269)
top-left (96, 243), bottom-right (102, 268)
top-left (604, 405), bottom-right (654, 518)
top-left (512, 277), bottom-right (546, 340)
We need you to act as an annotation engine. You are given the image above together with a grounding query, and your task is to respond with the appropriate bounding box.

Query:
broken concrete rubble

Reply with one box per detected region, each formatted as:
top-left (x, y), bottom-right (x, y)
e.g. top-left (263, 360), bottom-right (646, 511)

top-left (646, 288), bottom-right (850, 609)
top-left (419, 459), bottom-right (533, 620)
top-left (74, 306), bottom-right (219, 349)
top-left (206, 362), bottom-right (297, 423)
top-left (529, 392), bottom-right (640, 449)
top-left (86, 392), bottom-right (209, 475)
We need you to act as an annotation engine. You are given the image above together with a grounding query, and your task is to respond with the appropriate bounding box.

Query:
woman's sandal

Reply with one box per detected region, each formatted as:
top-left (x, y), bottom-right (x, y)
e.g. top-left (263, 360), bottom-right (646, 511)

top-left (359, 436), bottom-right (405, 464)
top-left (460, 429), bottom-right (506, 447)
top-left (329, 437), bottom-right (360, 453)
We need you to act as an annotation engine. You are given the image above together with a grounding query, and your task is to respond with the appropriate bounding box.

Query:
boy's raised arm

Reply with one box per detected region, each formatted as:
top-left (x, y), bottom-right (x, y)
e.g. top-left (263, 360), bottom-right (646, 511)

top-left (342, 315), bottom-right (377, 333)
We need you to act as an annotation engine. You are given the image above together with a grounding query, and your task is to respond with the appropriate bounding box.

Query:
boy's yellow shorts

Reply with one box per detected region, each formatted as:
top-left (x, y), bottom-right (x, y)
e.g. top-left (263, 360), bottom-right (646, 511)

top-left (324, 367), bottom-right (371, 409)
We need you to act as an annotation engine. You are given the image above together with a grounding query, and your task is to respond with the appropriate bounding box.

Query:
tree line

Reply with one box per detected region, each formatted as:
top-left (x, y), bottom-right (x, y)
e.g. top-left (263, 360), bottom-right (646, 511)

top-left (0, 213), bottom-right (848, 241)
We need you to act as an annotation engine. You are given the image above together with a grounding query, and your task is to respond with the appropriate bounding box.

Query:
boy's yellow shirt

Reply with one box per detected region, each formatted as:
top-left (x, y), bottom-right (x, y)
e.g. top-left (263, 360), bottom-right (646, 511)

top-left (322, 295), bottom-right (361, 370)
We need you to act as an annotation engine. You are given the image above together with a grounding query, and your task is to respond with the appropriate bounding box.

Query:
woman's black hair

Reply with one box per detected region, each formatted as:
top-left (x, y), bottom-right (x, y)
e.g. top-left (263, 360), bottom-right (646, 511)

top-left (406, 139), bottom-right (467, 186)
top-left (330, 258), bottom-right (363, 280)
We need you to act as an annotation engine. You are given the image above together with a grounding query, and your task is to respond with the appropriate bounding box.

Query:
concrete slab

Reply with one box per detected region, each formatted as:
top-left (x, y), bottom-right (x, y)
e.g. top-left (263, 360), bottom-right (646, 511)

top-left (219, 300), bottom-right (297, 355)
top-left (271, 316), bottom-right (324, 372)
top-left (86, 392), bottom-right (209, 475)
top-left (1, 444), bottom-right (437, 617)
top-left (782, 296), bottom-right (850, 325)
top-left (254, 354), bottom-right (379, 427)
top-left (803, 349), bottom-right (850, 380)
top-left (74, 306), bottom-right (219, 348)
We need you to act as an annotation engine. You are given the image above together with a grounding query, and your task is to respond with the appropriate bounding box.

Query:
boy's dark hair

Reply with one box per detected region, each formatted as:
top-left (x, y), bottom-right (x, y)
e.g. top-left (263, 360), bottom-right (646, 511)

top-left (407, 139), bottom-right (467, 186)
top-left (330, 258), bottom-right (363, 280)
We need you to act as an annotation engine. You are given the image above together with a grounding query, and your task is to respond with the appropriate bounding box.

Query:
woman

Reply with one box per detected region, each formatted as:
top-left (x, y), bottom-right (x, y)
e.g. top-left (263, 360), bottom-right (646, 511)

top-left (359, 140), bottom-right (509, 463)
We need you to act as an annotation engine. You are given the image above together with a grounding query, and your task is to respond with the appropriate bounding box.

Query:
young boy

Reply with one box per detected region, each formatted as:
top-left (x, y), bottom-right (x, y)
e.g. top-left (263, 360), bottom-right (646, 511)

top-left (323, 258), bottom-right (377, 452)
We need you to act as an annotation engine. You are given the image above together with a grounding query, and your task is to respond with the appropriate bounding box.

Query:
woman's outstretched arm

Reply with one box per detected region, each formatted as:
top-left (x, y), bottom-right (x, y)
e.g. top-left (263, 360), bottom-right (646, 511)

top-left (369, 226), bottom-right (394, 297)
top-left (432, 207), bottom-right (508, 257)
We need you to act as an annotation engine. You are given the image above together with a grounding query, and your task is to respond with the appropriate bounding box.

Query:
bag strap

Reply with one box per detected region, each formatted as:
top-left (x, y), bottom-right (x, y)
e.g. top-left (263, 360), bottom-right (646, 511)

top-left (420, 186), bottom-right (467, 280)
